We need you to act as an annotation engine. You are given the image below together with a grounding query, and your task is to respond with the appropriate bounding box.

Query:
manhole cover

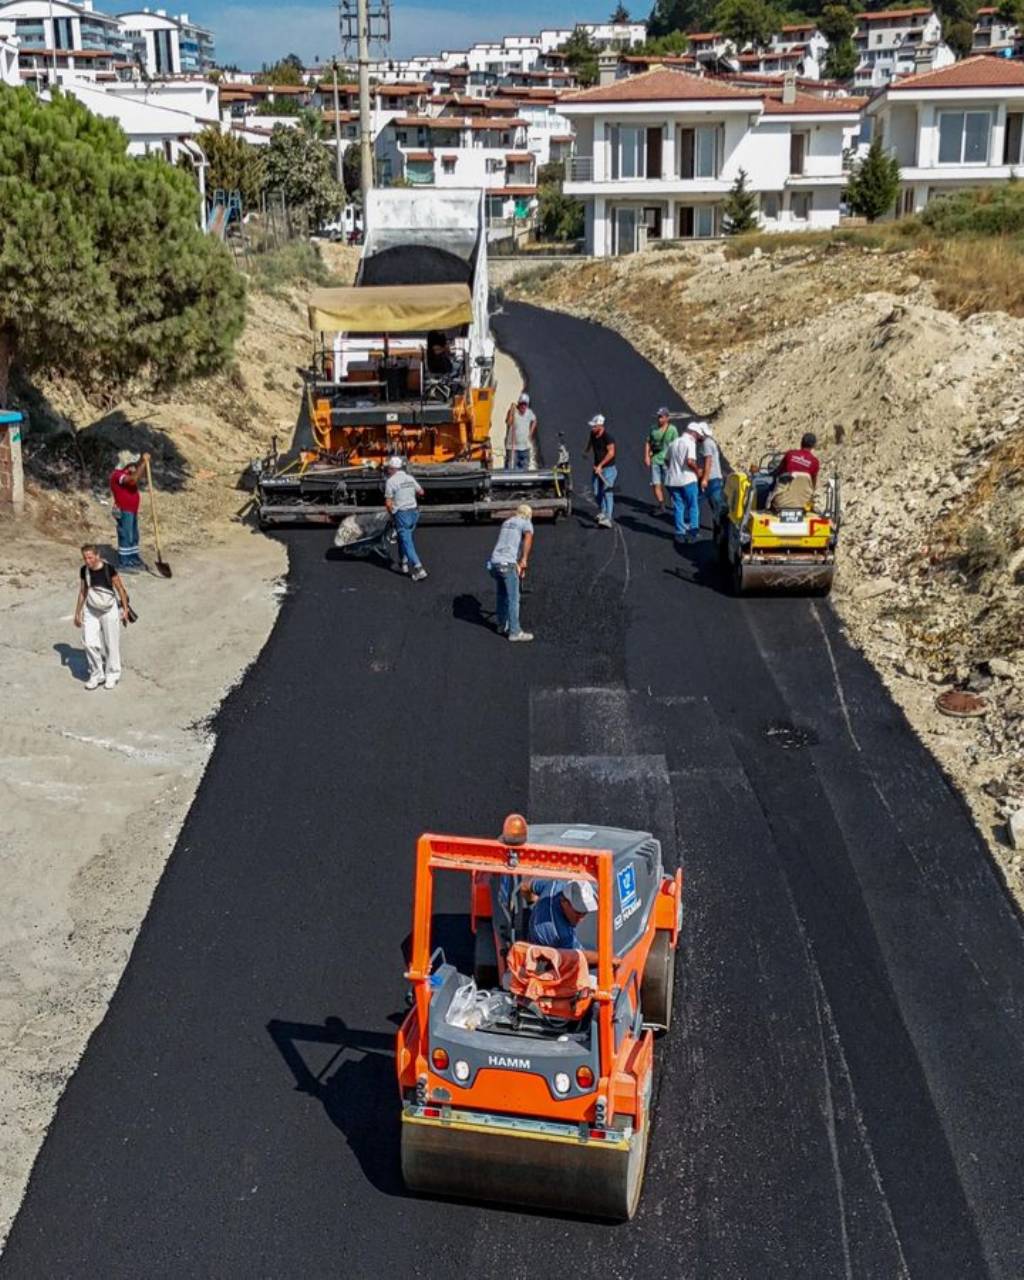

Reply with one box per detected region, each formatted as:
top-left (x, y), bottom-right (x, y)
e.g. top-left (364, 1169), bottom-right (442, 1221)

top-left (935, 690), bottom-right (988, 719)
top-left (764, 722), bottom-right (819, 749)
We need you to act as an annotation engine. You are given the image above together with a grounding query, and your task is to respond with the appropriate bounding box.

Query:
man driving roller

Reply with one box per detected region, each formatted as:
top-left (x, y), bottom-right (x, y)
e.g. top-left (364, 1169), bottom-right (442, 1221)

top-left (528, 880), bottom-right (598, 957)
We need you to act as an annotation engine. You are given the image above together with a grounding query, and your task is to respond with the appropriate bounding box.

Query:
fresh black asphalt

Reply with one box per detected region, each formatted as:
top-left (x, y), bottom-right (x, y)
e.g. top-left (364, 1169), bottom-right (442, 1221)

top-left (5, 304), bottom-right (1024, 1278)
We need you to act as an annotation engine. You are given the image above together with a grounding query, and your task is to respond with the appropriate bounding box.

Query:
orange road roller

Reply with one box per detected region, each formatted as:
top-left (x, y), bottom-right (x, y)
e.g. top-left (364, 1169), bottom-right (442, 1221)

top-left (395, 814), bottom-right (684, 1220)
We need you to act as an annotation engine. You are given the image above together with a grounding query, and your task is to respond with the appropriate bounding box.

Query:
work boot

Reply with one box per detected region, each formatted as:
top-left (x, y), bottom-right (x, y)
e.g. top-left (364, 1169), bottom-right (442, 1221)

top-left (411, 566), bottom-right (428, 582)
top-left (85, 674), bottom-right (103, 691)
top-left (509, 631), bottom-right (534, 642)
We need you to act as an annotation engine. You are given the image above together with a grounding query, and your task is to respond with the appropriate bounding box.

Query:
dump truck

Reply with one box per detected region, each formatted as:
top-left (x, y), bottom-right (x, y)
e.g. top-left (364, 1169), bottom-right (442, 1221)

top-left (255, 189), bottom-right (572, 527)
top-left (396, 814), bottom-right (683, 1220)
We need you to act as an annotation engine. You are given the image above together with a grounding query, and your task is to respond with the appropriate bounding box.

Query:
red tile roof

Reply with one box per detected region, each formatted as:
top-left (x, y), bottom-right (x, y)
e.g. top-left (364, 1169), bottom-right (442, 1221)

top-left (687, 31), bottom-right (724, 41)
top-left (888, 53), bottom-right (1024, 89)
top-left (855, 7), bottom-right (930, 18)
top-left (763, 91), bottom-right (867, 113)
top-left (564, 66), bottom-right (761, 103)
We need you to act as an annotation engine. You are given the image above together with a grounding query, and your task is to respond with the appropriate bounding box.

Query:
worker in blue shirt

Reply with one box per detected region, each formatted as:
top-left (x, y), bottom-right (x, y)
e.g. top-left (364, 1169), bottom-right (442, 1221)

top-left (528, 879), bottom-right (598, 954)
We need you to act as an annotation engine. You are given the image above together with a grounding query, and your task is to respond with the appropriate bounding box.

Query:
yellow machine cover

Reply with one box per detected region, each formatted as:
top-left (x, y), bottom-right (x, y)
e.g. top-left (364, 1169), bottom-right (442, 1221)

top-left (307, 283), bottom-right (473, 334)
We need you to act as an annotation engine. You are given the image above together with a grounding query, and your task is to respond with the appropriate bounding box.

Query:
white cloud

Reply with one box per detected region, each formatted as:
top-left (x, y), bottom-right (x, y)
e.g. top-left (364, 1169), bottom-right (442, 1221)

top-left (214, 3), bottom-right (561, 69)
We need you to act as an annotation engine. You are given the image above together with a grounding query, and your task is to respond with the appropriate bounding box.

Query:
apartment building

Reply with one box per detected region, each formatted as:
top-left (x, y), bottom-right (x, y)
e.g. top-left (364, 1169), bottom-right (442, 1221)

top-left (0, 31), bottom-right (18, 82)
top-left (737, 24), bottom-right (828, 79)
top-left (560, 67), bottom-right (864, 253)
top-left (972, 7), bottom-right (1020, 54)
top-left (376, 112), bottom-right (537, 221)
top-left (0, 0), bottom-right (122, 51)
top-left (853, 8), bottom-right (954, 90)
top-left (868, 55), bottom-right (1024, 216)
top-left (117, 8), bottom-right (215, 76)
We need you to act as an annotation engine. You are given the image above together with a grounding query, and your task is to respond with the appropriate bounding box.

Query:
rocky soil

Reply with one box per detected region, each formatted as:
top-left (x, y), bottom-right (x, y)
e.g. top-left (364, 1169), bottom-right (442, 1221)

top-left (511, 243), bottom-right (1024, 897)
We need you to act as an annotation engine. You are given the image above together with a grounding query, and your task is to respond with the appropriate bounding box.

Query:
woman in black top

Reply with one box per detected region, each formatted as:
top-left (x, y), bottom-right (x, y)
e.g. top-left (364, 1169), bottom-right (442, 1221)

top-left (74, 544), bottom-right (131, 690)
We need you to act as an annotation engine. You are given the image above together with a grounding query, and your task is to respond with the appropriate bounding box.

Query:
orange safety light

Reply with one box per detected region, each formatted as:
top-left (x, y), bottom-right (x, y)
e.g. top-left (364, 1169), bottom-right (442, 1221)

top-left (501, 813), bottom-right (528, 846)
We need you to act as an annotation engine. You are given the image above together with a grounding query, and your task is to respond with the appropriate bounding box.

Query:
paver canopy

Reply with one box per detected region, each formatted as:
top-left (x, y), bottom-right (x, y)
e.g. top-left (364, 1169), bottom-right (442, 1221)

top-left (307, 283), bottom-right (472, 333)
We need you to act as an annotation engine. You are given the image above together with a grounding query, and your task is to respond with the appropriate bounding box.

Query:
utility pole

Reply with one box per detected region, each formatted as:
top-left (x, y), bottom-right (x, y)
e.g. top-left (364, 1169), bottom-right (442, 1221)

top-left (340, 0), bottom-right (389, 236)
top-left (357, 0), bottom-right (373, 219)
top-left (331, 58), bottom-right (344, 186)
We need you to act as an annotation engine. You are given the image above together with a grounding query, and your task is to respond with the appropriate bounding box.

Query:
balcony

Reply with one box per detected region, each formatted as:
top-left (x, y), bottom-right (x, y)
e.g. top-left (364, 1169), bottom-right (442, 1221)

top-left (567, 155), bottom-right (593, 182)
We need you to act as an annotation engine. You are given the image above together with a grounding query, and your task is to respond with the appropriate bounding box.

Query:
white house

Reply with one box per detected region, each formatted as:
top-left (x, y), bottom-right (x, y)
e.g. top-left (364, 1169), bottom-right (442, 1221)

top-left (376, 112), bottom-right (537, 222)
top-left (116, 8), bottom-right (215, 76)
top-left (972, 6), bottom-right (1020, 54)
top-left (868, 55), bottom-right (1024, 216)
top-left (853, 8), bottom-right (954, 91)
top-left (737, 24), bottom-right (827, 80)
top-left (561, 67), bottom-right (865, 254)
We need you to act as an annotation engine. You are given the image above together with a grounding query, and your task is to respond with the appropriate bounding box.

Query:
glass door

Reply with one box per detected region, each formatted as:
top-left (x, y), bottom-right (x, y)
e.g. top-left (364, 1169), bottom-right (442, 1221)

top-left (614, 207), bottom-right (638, 255)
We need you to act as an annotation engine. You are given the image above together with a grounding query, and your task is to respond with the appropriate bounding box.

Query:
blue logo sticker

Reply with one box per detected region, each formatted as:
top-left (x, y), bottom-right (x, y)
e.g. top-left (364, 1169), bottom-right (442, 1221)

top-left (617, 863), bottom-right (637, 910)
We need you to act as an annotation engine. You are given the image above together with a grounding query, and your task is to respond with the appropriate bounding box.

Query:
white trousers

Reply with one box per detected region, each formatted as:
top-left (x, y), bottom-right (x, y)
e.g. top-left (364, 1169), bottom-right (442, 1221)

top-left (83, 605), bottom-right (122, 679)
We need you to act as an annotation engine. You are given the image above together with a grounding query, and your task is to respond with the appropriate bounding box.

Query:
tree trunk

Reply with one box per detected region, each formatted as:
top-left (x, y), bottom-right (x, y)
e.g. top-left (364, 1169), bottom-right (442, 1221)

top-left (0, 327), bottom-right (15, 409)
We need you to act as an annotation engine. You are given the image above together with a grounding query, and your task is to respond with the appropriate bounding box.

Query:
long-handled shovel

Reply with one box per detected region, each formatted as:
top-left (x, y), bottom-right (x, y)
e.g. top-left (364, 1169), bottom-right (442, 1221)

top-left (143, 456), bottom-right (172, 578)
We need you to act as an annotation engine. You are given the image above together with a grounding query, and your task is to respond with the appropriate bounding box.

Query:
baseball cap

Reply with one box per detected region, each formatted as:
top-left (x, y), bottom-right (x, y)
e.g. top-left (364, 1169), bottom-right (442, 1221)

top-left (386, 455), bottom-right (404, 469)
top-left (657, 406), bottom-right (670, 417)
top-left (518, 392), bottom-right (530, 404)
top-left (688, 420), bottom-right (709, 437)
top-left (588, 414), bottom-right (605, 429)
top-left (564, 881), bottom-right (598, 914)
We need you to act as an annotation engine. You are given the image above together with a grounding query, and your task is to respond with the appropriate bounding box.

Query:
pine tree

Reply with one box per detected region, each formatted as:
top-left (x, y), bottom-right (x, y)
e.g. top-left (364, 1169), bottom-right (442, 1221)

top-left (723, 168), bottom-right (759, 234)
top-left (0, 86), bottom-right (245, 404)
top-left (845, 138), bottom-right (901, 222)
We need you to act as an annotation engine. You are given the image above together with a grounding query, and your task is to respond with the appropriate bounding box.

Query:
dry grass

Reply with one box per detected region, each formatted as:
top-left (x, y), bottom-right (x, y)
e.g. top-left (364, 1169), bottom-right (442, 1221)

top-left (915, 238), bottom-right (1024, 319)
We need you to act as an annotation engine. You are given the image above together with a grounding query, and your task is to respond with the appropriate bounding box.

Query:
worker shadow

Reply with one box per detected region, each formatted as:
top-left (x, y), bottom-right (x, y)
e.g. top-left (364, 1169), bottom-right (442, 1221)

top-left (267, 1015), bottom-right (406, 1197)
top-left (665, 537), bottom-right (730, 594)
top-left (53, 643), bottom-right (89, 681)
top-left (452, 592), bottom-right (500, 633)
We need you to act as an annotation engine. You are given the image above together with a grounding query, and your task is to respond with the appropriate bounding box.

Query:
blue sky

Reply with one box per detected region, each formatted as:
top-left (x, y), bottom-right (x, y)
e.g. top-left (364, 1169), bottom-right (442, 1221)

top-left (182, 2), bottom-right (628, 70)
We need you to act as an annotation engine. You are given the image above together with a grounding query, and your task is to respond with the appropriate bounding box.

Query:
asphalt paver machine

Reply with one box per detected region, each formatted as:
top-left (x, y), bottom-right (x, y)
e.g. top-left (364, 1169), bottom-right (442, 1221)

top-left (256, 189), bottom-right (571, 526)
top-left (396, 815), bottom-right (683, 1220)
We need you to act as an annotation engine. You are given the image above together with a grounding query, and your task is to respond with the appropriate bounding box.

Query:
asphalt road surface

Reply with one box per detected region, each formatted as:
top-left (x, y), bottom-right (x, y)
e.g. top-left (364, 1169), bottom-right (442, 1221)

top-left (5, 305), bottom-right (1024, 1279)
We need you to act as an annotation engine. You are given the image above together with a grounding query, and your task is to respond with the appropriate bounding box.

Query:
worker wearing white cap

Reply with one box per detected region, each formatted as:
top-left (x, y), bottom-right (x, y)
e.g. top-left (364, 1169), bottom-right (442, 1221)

top-left (528, 878), bottom-right (598, 952)
top-left (505, 391), bottom-right (537, 472)
top-left (583, 414), bottom-right (617, 528)
top-left (384, 456), bottom-right (427, 581)
top-left (692, 421), bottom-right (725, 519)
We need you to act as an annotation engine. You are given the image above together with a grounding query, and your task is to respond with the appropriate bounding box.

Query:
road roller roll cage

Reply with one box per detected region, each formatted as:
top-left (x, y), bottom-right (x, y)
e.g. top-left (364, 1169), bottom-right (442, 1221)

top-left (405, 833), bottom-right (621, 1077)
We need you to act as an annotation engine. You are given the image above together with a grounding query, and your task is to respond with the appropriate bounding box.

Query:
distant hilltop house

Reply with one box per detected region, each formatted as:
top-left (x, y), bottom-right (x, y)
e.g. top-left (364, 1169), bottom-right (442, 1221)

top-left (0, 0), bottom-right (215, 84)
top-left (852, 8), bottom-right (955, 91)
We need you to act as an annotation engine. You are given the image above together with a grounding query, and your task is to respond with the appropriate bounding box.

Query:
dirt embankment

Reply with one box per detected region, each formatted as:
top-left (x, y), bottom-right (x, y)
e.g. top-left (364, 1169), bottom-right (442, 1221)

top-left (0, 249), bottom-right (364, 1244)
top-left (511, 244), bottom-right (1024, 893)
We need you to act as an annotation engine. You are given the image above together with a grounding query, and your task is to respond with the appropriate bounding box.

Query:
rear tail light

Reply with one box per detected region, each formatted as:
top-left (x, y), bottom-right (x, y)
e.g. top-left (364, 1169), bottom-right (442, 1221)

top-left (431, 1048), bottom-right (449, 1071)
top-left (576, 1065), bottom-right (595, 1089)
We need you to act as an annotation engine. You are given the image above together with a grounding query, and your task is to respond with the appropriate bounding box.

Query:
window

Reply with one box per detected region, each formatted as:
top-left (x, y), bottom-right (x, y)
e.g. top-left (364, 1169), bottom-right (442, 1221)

top-left (611, 125), bottom-right (645, 179)
top-left (900, 187), bottom-right (915, 216)
top-left (677, 205), bottom-right (719, 238)
top-left (790, 192), bottom-right (812, 221)
top-left (678, 126), bottom-right (719, 179)
top-left (790, 131), bottom-right (807, 176)
top-left (938, 111), bottom-right (991, 164)
top-left (1004, 113), bottom-right (1023, 165)
top-left (761, 191), bottom-right (782, 220)
top-left (485, 158), bottom-right (504, 173)
top-left (442, 156), bottom-right (457, 174)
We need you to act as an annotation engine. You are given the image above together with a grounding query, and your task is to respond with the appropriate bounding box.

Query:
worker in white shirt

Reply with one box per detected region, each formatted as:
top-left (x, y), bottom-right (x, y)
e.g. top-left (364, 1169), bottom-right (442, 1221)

top-left (384, 457), bottom-right (427, 581)
top-left (664, 425), bottom-right (701, 543)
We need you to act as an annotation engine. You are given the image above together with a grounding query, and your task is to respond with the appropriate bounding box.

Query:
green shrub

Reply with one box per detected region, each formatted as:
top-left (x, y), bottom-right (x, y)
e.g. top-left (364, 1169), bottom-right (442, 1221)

top-left (248, 241), bottom-right (334, 294)
top-left (920, 182), bottom-right (1024, 238)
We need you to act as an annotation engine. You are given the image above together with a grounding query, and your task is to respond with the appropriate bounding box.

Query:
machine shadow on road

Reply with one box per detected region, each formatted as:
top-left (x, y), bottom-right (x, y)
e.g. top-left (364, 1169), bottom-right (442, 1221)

top-left (267, 1016), bottom-right (406, 1197)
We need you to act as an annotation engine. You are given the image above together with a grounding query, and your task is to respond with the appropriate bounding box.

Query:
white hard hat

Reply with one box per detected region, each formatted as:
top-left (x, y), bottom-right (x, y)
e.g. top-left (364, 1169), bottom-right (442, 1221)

top-left (588, 414), bottom-right (605, 428)
top-left (386, 455), bottom-right (404, 470)
top-left (564, 880), bottom-right (598, 914)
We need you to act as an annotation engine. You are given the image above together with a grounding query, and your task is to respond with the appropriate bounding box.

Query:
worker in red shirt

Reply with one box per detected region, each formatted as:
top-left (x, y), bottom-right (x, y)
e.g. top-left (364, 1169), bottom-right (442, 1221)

top-left (770, 433), bottom-right (819, 512)
top-left (109, 453), bottom-right (149, 571)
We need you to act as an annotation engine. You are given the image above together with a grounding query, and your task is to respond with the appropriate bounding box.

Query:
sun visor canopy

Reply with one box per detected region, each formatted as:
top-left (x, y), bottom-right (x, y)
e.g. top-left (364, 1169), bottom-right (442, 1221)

top-left (307, 283), bottom-right (473, 334)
